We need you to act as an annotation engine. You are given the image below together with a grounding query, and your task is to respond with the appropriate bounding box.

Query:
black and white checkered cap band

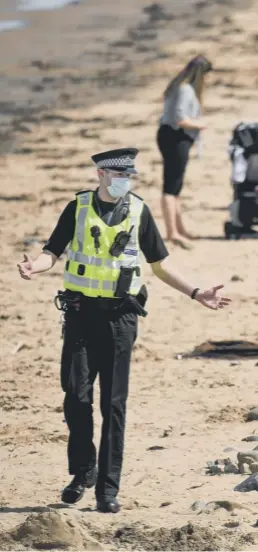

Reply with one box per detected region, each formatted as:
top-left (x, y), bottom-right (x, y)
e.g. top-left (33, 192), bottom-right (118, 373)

top-left (97, 156), bottom-right (134, 169)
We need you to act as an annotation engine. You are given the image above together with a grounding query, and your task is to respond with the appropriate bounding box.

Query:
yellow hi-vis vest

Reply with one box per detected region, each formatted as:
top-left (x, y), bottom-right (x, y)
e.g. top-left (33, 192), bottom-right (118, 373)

top-left (64, 191), bottom-right (144, 298)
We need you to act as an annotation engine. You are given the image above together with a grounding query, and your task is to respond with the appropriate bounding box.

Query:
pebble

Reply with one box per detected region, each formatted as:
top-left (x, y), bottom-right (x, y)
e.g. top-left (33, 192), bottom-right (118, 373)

top-left (23, 236), bottom-right (41, 246)
top-left (224, 521), bottom-right (240, 528)
top-left (231, 274), bottom-right (244, 282)
top-left (246, 408), bottom-right (258, 422)
top-left (206, 464), bottom-right (223, 475)
top-left (234, 473), bottom-right (258, 492)
top-left (242, 436), bottom-right (258, 442)
top-left (191, 500), bottom-right (206, 511)
top-left (146, 445), bottom-right (165, 451)
top-left (224, 461), bottom-right (239, 475)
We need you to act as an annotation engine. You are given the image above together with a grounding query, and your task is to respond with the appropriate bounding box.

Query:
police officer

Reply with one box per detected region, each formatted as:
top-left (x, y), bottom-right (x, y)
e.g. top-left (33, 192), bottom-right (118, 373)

top-left (17, 147), bottom-right (230, 513)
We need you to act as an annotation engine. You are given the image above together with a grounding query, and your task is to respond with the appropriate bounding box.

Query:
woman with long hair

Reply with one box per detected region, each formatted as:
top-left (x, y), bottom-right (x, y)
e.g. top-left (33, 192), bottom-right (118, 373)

top-left (157, 55), bottom-right (213, 249)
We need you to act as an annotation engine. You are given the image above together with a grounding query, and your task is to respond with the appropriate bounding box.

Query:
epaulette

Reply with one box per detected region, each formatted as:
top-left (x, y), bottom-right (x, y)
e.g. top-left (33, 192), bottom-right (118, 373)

top-left (75, 189), bottom-right (95, 196)
top-left (129, 191), bottom-right (143, 201)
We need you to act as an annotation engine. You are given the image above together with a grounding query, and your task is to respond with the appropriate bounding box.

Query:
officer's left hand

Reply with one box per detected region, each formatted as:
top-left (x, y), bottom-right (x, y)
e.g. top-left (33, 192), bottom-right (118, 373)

top-left (17, 253), bottom-right (34, 280)
top-left (195, 285), bottom-right (231, 310)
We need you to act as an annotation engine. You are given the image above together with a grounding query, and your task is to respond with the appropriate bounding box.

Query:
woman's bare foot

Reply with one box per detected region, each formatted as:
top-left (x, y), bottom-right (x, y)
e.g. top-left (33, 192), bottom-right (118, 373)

top-left (173, 238), bottom-right (193, 250)
top-left (168, 235), bottom-right (193, 250)
top-left (180, 231), bottom-right (198, 240)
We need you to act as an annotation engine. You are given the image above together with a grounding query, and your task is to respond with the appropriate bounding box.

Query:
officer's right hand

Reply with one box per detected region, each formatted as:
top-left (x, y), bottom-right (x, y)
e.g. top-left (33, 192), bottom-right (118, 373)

top-left (17, 254), bottom-right (34, 280)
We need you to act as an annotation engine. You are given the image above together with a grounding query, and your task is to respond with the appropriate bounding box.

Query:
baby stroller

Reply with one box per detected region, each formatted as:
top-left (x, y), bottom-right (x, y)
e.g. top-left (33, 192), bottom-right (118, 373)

top-left (224, 122), bottom-right (258, 239)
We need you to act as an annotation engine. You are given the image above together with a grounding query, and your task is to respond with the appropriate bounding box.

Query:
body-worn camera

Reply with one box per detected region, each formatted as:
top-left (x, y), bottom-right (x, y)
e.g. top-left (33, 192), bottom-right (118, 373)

top-left (109, 225), bottom-right (134, 257)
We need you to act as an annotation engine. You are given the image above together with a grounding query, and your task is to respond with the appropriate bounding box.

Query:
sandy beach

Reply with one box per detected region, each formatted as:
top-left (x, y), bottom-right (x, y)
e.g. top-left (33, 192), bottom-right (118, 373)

top-left (2, 0), bottom-right (258, 550)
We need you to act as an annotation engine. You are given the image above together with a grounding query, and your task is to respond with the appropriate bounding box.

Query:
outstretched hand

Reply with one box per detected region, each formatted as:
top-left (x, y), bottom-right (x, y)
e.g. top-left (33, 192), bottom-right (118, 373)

top-left (195, 285), bottom-right (231, 310)
top-left (17, 254), bottom-right (34, 280)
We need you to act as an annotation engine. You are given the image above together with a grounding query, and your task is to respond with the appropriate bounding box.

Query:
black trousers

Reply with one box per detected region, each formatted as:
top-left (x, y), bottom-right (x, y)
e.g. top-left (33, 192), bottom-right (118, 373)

top-left (157, 124), bottom-right (194, 196)
top-left (60, 304), bottom-right (138, 499)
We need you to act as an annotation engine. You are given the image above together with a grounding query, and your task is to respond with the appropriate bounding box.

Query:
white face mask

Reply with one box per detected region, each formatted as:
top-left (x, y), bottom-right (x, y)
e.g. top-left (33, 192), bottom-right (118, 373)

top-left (107, 177), bottom-right (131, 198)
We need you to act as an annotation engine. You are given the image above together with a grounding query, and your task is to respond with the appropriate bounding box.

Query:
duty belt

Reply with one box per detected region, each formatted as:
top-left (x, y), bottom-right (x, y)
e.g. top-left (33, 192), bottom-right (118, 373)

top-left (54, 290), bottom-right (147, 317)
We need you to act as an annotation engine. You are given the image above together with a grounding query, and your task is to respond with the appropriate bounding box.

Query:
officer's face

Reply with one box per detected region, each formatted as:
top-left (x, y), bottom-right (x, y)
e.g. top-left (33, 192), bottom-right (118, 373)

top-left (105, 169), bottom-right (131, 182)
top-left (98, 169), bottom-right (131, 187)
top-left (98, 169), bottom-right (132, 199)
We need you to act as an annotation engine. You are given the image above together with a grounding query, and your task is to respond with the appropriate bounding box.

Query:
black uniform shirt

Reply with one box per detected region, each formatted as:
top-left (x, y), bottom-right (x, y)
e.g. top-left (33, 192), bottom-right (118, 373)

top-left (43, 190), bottom-right (169, 264)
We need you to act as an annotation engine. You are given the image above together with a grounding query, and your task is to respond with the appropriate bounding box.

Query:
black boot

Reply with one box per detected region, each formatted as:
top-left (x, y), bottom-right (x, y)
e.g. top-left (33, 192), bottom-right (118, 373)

top-left (96, 497), bottom-right (120, 513)
top-left (62, 466), bottom-right (97, 504)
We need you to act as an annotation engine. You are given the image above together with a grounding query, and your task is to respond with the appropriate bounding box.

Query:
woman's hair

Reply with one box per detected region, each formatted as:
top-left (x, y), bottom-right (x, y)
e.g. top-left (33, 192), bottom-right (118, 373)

top-left (164, 55), bottom-right (213, 103)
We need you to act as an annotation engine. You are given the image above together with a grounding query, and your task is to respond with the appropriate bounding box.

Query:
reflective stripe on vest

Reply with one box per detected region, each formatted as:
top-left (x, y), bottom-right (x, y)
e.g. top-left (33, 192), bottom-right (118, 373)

top-left (67, 249), bottom-right (132, 270)
top-left (75, 191), bottom-right (90, 252)
top-left (64, 191), bottom-right (143, 298)
top-left (65, 273), bottom-right (115, 290)
top-left (64, 272), bottom-right (141, 293)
